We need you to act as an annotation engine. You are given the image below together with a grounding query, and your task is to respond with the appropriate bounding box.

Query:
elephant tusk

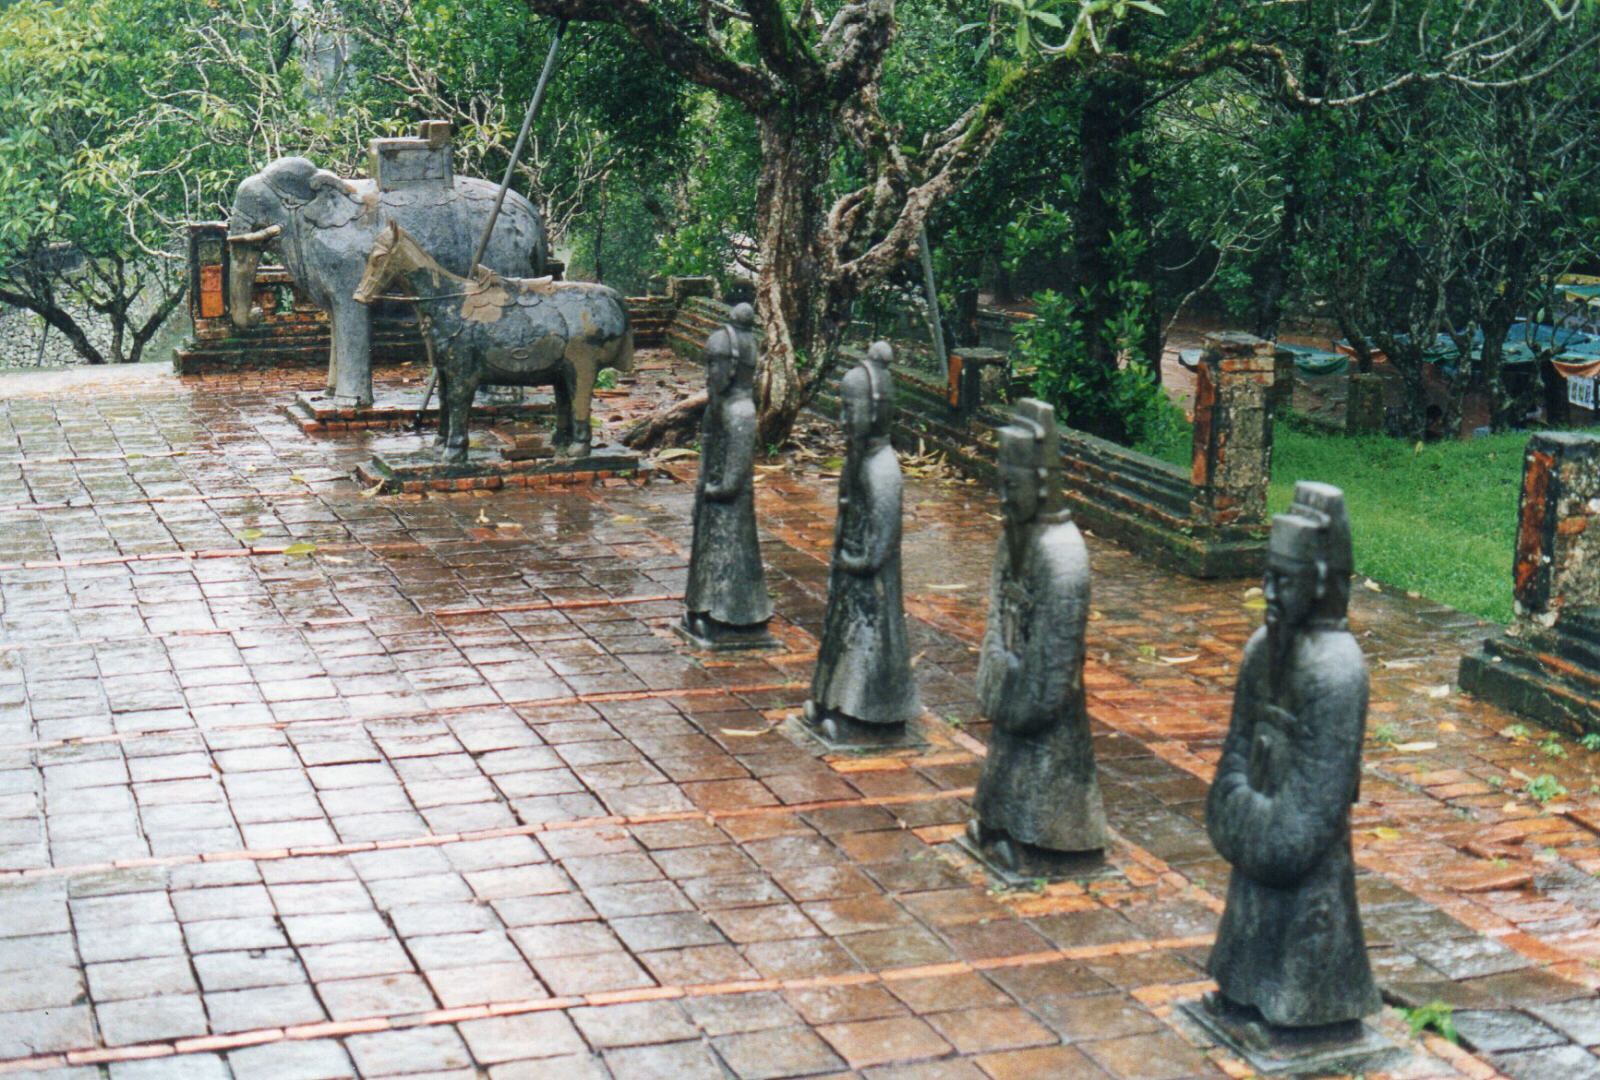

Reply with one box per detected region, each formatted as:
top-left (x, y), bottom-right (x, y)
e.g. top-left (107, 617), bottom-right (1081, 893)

top-left (225, 224), bottom-right (282, 245)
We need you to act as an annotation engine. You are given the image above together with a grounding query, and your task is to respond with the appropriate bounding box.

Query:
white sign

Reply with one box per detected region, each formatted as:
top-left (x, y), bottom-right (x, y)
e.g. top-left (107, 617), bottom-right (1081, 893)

top-left (1569, 374), bottom-right (1597, 410)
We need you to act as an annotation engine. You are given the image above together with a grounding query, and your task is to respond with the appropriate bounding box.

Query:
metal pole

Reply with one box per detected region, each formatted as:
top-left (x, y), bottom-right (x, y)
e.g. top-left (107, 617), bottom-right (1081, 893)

top-left (916, 227), bottom-right (949, 386)
top-left (469, 19), bottom-right (567, 274)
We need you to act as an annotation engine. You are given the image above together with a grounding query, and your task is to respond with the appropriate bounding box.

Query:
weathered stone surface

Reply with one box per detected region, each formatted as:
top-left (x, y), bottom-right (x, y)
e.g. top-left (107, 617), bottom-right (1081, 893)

top-left (967, 400), bottom-right (1108, 876)
top-left (225, 122), bottom-right (547, 405)
top-left (804, 342), bottom-right (920, 744)
top-left (352, 222), bottom-right (631, 462)
top-left (1462, 432), bottom-right (1600, 735)
top-left (1206, 481), bottom-right (1381, 1029)
top-left (681, 305), bottom-right (773, 649)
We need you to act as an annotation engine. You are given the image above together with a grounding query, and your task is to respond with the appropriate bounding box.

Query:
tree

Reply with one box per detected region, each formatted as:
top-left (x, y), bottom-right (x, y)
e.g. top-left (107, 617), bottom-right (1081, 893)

top-left (517, 0), bottom-right (1202, 447)
top-left (0, 0), bottom-right (194, 364)
top-left (1271, 0), bottom-right (1600, 435)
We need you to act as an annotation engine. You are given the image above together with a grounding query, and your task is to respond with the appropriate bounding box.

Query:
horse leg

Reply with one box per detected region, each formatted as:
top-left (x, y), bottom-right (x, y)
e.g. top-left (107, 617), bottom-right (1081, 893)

top-left (552, 364), bottom-right (576, 457)
top-left (566, 355), bottom-right (597, 458)
top-left (432, 371), bottom-right (450, 450)
top-left (443, 371), bottom-right (477, 464)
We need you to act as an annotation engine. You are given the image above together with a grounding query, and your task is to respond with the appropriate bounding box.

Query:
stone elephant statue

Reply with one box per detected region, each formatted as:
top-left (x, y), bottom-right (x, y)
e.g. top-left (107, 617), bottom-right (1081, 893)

top-left (226, 153), bottom-right (546, 405)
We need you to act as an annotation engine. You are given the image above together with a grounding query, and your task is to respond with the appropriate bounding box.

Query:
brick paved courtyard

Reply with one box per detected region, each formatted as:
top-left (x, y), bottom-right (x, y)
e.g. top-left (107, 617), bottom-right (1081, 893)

top-left (2, 358), bottom-right (1600, 1079)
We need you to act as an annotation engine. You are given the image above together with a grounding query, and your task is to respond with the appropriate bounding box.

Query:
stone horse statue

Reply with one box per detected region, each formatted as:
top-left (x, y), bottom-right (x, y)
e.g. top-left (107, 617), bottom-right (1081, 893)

top-left (352, 221), bottom-right (631, 461)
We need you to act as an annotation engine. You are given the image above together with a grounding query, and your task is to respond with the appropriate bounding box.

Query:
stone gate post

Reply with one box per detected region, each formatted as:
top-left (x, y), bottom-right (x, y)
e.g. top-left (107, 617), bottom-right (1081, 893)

top-left (1190, 332), bottom-right (1277, 528)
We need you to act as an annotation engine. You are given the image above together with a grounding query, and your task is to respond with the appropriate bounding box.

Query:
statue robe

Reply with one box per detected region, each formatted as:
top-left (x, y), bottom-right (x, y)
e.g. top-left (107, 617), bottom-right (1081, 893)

top-left (1205, 622), bottom-right (1381, 1027)
top-left (811, 438), bottom-right (920, 726)
top-left (972, 511), bottom-right (1107, 852)
top-left (684, 382), bottom-right (769, 628)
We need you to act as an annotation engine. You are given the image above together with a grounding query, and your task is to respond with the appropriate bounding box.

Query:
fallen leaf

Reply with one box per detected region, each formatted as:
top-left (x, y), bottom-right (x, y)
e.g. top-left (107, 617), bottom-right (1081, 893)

top-left (476, 508), bottom-right (490, 525)
top-left (927, 584), bottom-right (967, 592)
top-left (1368, 827), bottom-right (1403, 841)
top-left (719, 727), bottom-right (767, 737)
top-left (1159, 654), bottom-right (1199, 665)
top-left (1243, 586), bottom-right (1263, 598)
top-left (323, 555), bottom-right (351, 564)
top-left (1392, 741), bottom-right (1438, 753)
top-left (290, 474), bottom-right (308, 484)
top-left (284, 541), bottom-right (316, 556)
top-left (611, 514), bottom-right (638, 524)
top-left (359, 480), bottom-right (387, 498)
top-left (1242, 597), bottom-right (1267, 610)
top-left (910, 650), bottom-right (926, 668)
top-left (1437, 720), bottom-right (1458, 733)
top-left (238, 528), bottom-right (263, 542)
top-left (1363, 579), bottom-right (1382, 592)
top-left (657, 447), bottom-right (699, 461)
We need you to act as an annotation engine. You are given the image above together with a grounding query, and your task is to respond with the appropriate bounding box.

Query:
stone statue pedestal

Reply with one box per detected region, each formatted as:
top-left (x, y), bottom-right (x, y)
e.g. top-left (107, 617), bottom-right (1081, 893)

top-left (955, 821), bottom-right (1108, 888)
top-left (354, 432), bottom-right (645, 494)
top-left (286, 387), bottom-right (550, 434)
top-left (674, 613), bottom-right (777, 652)
top-left (1178, 994), bottom-right (1401, 1078)
top-left (792, 702), bottom-right (924, 752)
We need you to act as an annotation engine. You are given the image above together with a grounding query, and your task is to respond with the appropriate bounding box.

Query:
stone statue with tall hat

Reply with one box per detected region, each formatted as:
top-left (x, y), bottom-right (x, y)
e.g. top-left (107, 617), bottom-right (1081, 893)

top-left (1190, 480), bottom-right (1383, 1068)
top-left (804, 342), bottom-right (920, 745)
top-left (965, 399), bottom-right (1107, 878)
top-left (680, 303), bottom-right (774, 650)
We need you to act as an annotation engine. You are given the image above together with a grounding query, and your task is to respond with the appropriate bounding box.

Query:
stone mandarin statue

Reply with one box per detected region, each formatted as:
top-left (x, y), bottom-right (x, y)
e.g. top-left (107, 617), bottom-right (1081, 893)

top-left (680, 304), bottom-right (773, 649)
top-left (966, 400), bottom-right (1108, 875)
top-left (1204, 481), bottom-right (1381, 1029)
top-left (804, 342), bottom-right (920, 743)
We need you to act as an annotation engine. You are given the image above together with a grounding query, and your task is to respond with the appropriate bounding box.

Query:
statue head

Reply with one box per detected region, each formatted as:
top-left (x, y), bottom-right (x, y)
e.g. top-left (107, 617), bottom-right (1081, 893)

top-left (840, 358), bottom-right (891, 450)
top-left (730, 302), bottom-right (756, 330)
top-left (996, 399), bottom-right (1063, 527)
top-left (1264, 480), bottom-right (1353, 632)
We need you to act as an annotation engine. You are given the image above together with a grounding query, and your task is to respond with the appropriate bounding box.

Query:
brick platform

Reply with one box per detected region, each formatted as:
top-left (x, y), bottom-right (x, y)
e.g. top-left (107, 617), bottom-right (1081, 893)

top-left (0, 357), bottom-right (1597, 1080)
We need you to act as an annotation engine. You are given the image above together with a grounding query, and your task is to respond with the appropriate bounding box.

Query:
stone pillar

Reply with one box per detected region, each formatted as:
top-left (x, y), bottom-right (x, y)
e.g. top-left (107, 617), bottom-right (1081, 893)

top-left (1460, 432), bottom-right (1600, 734)
top-left (1346, 373), bottom-right (1385, 434)
top-left (1512, 432), bottom-right (1600, 629)
top-left (1190, 332), bottom-right (1277, 527)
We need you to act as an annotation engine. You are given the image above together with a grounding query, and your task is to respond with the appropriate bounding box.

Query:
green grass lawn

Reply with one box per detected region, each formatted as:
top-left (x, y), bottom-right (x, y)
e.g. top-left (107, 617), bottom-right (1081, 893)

top-left (1268, 423), bottom-right (1525, 624)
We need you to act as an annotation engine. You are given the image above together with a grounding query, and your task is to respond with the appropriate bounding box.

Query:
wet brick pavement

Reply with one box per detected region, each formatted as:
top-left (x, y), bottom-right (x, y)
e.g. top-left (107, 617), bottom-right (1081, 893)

top-left (0, 357), bottom-right (1598, 1079)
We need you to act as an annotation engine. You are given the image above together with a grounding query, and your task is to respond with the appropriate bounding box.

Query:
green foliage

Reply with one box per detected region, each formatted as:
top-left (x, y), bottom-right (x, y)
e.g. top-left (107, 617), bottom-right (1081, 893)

top-left (594, 368), bottom-right (618, 391)
top-left (1399, 1001), bottom-right (1458, 1043)
top-left (1018, 286), bottom-right (1172, 449)
top-left (1269, 426), bottom-right (1523, 623)
top-left (1540, 736), bottom-right (1568, 759)
top-left (1581, 733), bottom-right (1600, 752)
top-left (1524, 774), bottom-right (1569, 804)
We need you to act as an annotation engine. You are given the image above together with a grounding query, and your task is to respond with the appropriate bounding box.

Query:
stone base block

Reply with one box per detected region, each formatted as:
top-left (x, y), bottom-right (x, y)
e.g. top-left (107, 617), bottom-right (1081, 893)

top-left (1177, 994), bottom-right (1401, 1077)
top-left (286, 388), bottom-right (552, 434)
top-left (1459, 611), bottom-right (1600, 737)
top-left (952, 827), bottom-right (1111, 889)
top-left (673, 615), bottom-right (780, 653)
top-left (786, 705), bottom-right (926, 752)
top-left (355, 436), bottom-right (647, 495)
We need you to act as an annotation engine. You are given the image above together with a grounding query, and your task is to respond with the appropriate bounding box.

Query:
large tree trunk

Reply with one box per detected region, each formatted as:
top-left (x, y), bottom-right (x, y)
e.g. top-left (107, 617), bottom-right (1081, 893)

top-left (1068, 70), bottom-right (1152, 442)
top-left (751, 104), bottom-right (847, 449)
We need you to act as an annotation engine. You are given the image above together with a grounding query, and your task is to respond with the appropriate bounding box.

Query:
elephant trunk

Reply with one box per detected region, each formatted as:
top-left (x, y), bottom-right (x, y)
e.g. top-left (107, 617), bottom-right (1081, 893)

top-left (224, 224), bottom-right (278, 329)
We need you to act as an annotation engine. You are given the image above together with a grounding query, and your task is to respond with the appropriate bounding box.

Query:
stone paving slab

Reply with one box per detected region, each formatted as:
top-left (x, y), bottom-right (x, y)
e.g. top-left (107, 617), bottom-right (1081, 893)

top-left (0, 358), bottom-right (1593, 1079)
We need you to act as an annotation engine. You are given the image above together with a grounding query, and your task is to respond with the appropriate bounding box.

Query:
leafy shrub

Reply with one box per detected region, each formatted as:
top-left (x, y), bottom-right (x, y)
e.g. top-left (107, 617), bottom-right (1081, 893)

top-left (1017, 288), bottom-right (1179, 450)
